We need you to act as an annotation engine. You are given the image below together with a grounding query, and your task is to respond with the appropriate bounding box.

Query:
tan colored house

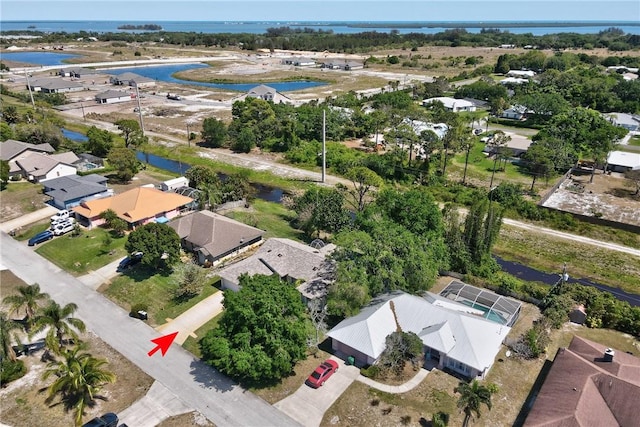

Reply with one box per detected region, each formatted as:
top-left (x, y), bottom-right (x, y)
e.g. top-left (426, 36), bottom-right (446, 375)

top-left (72, 187), bottom-right (193, 229)
top-left (0, 140), bottom-right (55, 178)
top-left (524, 336), bottom-right (640, 426)
top-left (168, 210), bottom-right (264, 266)
top-left (15, 151), bottom-right (79, 182)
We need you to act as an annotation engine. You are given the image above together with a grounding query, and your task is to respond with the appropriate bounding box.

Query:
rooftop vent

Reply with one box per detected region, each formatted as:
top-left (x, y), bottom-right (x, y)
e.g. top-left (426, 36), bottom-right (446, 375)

top-left (603, 348), bottom-right (615, 362)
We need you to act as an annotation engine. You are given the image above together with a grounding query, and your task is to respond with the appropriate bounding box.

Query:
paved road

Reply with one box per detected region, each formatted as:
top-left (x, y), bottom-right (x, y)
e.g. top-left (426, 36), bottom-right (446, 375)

top-left (0, 232), bottom-right (300, 427)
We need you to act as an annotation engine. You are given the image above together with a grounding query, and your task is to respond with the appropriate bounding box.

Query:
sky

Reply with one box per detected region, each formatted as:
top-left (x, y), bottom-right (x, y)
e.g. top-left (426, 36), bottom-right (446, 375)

top-left (1, 0), bottom-right (639, 22)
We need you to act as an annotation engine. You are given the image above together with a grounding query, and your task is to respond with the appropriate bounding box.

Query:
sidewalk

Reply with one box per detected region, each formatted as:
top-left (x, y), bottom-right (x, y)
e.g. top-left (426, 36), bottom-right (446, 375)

top-left (355, 368), bottom-right (430, 393)
top-left (76, 257), bottom-right (123, 290)
top-left (117, 381), bottom-right (192, 427)
top-left (156, 291), bottom-right (224, 344)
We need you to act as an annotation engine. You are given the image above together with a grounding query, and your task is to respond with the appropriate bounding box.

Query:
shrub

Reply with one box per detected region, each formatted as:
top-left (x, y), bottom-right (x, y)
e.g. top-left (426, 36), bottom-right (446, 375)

top-left (1, 359), bottom-right (26, 385)
top-left (361, 365), bottom-right (381, 379)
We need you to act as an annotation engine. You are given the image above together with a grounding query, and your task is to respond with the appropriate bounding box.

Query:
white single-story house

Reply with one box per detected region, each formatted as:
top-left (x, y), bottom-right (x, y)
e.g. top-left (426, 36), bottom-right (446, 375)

top-left (606, 151), bottom-right (640, 173)
top-left (605, 113), bottom-right (640, 132)
top-left (422, 97), bottom-right (476, 112)
top-left (501, 105), bottom-right (529, 120)
top-left (168, 210), bottom-right (265, 266)
top-left (281, 57), bottom-right (316, 67)
top-left (109, 72), bottom-right (156, 88)
top-left (507, 70), bottom-right (536, 78)
top-left (95, 90), bottom-right (132, 104)
top-left (59, 67), bottom-right (98, 78)
top-left (161, 176), bottom-right (190, 192)
top-left (233, 84), bottom-right (292, 104)
top-left (327, 289), bottom-right (514, 378)
top-left (218, 238), bottom-right (335, 296)
top-left (27, 77), bottom-right (84, 93)
top-left (15, 151), bottom-right (79, 183)
top-left (500, 77), bottom-right (530, 85)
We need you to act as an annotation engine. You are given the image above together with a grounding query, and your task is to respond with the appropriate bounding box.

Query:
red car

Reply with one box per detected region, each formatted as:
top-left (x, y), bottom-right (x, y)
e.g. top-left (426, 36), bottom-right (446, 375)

top-left (306, 359), bottom-right (339, 388)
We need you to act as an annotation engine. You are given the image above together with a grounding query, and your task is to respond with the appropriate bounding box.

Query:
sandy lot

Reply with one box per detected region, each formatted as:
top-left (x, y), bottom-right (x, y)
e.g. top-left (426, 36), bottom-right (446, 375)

top-left (542, 171), bottom-right (640, 227)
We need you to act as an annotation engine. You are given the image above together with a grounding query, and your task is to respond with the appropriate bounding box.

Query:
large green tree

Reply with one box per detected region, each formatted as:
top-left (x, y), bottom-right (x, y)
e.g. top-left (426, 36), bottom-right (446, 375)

top-left (85, 126), bottom-right (114, 157)
top-left (115, 119), bottom-right (147, 148)
top-left (199, 274), bottom-right (308, 384)
top-left (125, 222), bottom-right (181, 270)
top-left (201, 117), bottom-right (228, 148)
top-left (293, 186), bottom-right (351, 237)
top-left (344, 166), bottom-right (383, 212)
top-left (106, 147), bottom-right (140, 182)
top-left (522, 140), bottom-right (556, 191)
top-left (42, 342), bottom-right (116, 426)
top-left (455, 380), bottom-right (495, 427)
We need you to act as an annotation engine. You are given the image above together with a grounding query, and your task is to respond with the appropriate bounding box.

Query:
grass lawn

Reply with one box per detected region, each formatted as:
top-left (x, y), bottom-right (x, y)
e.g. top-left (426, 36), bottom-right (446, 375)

top-left (628, 135), bottom-right (640, 147)
top-left (224, 199), bottom-right (305, 242)
top-left (495, 225), bottom-right (640, 294)
top-left (13, 220), bottom-right (51, 241)
top-left (35, 227), bottom-right (128, 275)
top-left (102, 268), bottom-right (220, 327)
top-left (0, 181), bottom-right (47, 223)
top-left (182, 311), bottom-right (224, 358)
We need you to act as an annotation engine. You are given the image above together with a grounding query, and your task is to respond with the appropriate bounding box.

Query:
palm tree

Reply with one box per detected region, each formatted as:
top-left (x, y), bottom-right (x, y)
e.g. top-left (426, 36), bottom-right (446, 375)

top-left (2, 283), bottom-right (50, 326)
top-left (31, 301), bottom-right (86, 348)
top-left (455, 380), bottom-right (494, 427)
top-left (42, 342), bottom-right (116, 426)
top-left (0, 311), bottom-right (22, 361)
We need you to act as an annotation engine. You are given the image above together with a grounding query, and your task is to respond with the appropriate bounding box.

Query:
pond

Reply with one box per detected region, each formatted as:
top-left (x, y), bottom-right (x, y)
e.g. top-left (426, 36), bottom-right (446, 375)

top-left (103, 63), bottom-right (326, 92)
top-left (1, 51), bottom-right (82, 66)
top-left (135, 151), bottom-right (284, 203)
top-left (61, 128), bottom-right (89, 142)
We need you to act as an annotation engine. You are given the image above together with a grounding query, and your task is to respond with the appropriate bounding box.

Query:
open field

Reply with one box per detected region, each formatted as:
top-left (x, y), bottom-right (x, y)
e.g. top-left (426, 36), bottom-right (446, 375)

top-left (0, 182), bottom-right (48, 223)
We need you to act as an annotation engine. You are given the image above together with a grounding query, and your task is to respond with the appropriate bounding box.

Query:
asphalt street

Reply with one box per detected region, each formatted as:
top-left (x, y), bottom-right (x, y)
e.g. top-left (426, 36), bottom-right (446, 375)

top-left (0, 232), bottom-right (300, 427)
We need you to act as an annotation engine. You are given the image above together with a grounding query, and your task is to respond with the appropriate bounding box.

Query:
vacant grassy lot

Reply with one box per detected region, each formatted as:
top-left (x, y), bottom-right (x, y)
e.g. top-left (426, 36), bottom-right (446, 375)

top-left (224, 199), bottom-right (305, 242)
top-left (0, 181), bottom-right (47, 223)
top-left (495, 225), bottom-right (640, 294)
top-left (102, 267), bottom-right (219, 326)
top-left (628, 135), bottom-right (640, 147)
top-left (35, 227), bottom-right (128, 276)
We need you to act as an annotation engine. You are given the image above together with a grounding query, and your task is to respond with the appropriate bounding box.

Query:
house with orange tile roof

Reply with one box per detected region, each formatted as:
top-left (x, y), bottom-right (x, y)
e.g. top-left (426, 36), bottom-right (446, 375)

top-left (72, 186), bottom-right (193, 229)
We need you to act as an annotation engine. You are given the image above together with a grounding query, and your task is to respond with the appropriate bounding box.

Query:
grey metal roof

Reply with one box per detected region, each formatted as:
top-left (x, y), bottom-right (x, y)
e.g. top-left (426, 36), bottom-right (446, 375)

top-left (95, 90), bottom-right (131, 100)
top-left (168, 210), bottom-right (264, 260)
top-left (43, 175), bottom-right (109, 203)
top-left (112, 72), bottom-right (155, 84)
top-left (0, 140), bottom-right (54, 161)
top-left (327, 291), bottom-right (511, 371)
top-left (248, 84), bottom-right (277, 96)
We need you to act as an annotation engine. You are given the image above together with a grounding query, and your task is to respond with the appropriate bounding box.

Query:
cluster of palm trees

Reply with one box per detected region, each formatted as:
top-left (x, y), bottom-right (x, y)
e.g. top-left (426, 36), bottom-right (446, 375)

top-left (1, 283), bottom-right (116, 426)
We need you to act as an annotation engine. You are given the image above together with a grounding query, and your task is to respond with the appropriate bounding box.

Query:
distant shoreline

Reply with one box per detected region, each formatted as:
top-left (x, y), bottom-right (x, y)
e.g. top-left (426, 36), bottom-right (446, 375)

top-left (339, 21), bottom-right (640, 29)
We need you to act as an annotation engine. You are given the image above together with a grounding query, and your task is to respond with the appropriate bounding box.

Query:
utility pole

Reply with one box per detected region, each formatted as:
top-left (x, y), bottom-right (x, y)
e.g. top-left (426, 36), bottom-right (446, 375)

top-left (322, 109), bottom-right (326, 183)
top-left (135, 84), bottom-right (145, 136)
top-left (24, 70), bottom-right (36, 109)
top-left (186, 122), bottom-right (191, 147)
top-left (80, 103), bottom-right (86, 121)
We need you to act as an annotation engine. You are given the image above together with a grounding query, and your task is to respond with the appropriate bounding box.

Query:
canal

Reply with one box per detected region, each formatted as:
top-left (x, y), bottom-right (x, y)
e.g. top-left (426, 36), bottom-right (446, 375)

top-left (136, 151), bottom-right (284, 203)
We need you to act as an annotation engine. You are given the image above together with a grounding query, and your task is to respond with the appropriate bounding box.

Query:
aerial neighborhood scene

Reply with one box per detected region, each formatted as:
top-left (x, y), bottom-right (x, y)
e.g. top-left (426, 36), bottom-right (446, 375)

top-left (2, 1), bottom-right (640, 426)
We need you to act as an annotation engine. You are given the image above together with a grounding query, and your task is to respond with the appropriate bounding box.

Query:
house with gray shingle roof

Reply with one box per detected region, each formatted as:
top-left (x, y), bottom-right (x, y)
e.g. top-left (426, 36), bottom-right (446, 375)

top-left (327, 290), bottom-right (511, 378)
top-left (15, 151), bottom-right (79, 183)
top-left (95, 90), bottom-right (132, 104)
top-left (42, 174), bottom-right (111, 209)
top-left (168, 210), bottom-right (265, 266)
top-left (0, 140), bottom-right (55, 178)
top-left (27, 77), bottom-right (84, 93)
top-left (109, 72), bottom-right (156, 88)
top-left (237, 84), bottom-right (292, 104)
top-left (58, 67), bottom-right (98, 78)
top-left (218, 238), bottom-right (335, 294)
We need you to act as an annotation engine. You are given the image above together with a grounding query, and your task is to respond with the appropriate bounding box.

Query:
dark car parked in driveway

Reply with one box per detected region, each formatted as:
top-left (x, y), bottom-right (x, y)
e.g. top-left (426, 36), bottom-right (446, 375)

top-left (82, 412), bottom-right (118, 427)
top-left (117, 251), bottom-right (143, 271)
top-left (28, 230), bottom-right (54, 246)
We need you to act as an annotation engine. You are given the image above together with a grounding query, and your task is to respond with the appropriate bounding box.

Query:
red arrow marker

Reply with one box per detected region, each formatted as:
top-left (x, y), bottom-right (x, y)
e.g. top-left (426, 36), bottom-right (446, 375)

top-left (148, 332), bottom-right (178, 357)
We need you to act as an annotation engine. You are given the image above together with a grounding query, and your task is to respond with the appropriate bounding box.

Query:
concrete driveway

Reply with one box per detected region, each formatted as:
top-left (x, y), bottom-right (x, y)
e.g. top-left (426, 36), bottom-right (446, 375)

top-left (274, 357), bottom-right (360, 427)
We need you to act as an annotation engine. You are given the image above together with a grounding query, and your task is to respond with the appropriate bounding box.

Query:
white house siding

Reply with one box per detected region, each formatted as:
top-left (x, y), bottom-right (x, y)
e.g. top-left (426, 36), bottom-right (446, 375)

top-left (39, 164), bottom-right (77, 183)
top-left (221, 277), bottom-right (241, 292)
